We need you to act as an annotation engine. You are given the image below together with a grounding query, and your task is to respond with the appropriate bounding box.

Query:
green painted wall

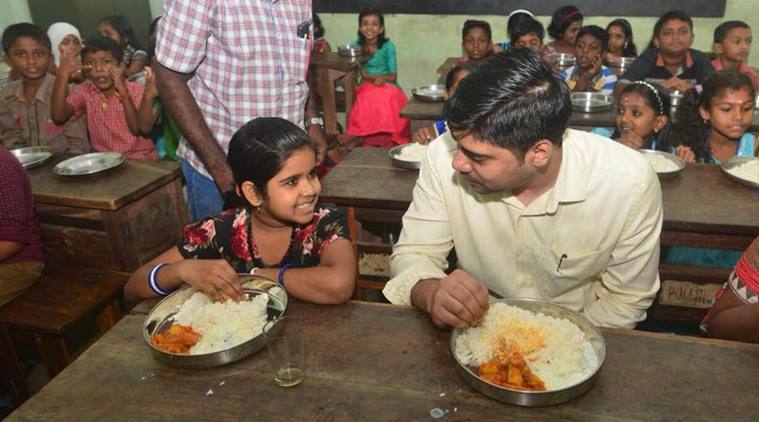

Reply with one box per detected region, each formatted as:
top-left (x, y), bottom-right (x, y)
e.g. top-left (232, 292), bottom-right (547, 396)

top-left (320, 0), bottom-right (759, 92)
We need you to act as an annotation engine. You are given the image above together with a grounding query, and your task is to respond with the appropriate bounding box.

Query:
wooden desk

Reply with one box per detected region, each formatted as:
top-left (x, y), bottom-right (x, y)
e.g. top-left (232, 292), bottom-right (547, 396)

top-left (310, 52), bottom-right (360, 135)
top-left (28, 156), bottom-right (188, 271)
top-left (7, 300), bottom-right (759, 421)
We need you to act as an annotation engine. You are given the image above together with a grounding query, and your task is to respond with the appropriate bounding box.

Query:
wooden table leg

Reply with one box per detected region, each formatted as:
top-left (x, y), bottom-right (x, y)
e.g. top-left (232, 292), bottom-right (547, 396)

top-left (344, 70), bottom-right (356, 119)
top-left (33, 333), bottom-right (70, 378)
top-left (0, 323), bottom-right (30, 406)
top-left (316, 67), bottom-right (339, 136)
top-left (95, 300), bottom-right (123, 333)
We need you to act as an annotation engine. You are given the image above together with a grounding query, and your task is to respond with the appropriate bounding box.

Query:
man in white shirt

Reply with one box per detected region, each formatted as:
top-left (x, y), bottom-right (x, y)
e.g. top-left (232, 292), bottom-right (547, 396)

top-left (383, 49), bottom-right (662, 329)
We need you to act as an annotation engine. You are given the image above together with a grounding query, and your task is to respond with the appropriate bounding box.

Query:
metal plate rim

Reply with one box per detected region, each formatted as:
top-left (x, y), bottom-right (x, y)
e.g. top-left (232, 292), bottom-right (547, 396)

top-left (52, 152), bottom-right (125, 176)
top-left (449, 297), bottom-right (606, 406)
top-left (10, 146), bottom-right (55, 169)
top-left (570, 92), bottom-right (613, 113)
top-left (720, 156), bottom-right (759, 189)
top-left (639, 149), bottom-right (686, 178)
top-left (412, 84), bottom-right (446, 103)
top-left (388, 144), bottom-right (423, 170)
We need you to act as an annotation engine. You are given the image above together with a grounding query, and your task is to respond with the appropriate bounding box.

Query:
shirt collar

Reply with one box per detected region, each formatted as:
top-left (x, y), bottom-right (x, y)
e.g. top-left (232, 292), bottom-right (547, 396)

top-left (11, 73), bottom-right (54, 104)
top-left (655, 49), bottom-right (694, 71)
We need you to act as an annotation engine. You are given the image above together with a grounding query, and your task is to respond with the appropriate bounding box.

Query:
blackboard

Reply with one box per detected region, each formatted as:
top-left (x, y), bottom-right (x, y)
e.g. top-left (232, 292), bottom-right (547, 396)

top-left (314, 1), bottom-right (727, 18)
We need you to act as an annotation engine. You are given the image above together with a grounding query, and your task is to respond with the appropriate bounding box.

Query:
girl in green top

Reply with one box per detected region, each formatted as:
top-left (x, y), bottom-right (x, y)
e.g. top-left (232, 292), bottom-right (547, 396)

top-left (341, 9), bottom-right (411, 148)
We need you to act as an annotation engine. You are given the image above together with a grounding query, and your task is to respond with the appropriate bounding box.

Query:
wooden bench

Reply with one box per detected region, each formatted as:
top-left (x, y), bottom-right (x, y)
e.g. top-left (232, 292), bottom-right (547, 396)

top-left (0, 264), bottom-right (129, 384)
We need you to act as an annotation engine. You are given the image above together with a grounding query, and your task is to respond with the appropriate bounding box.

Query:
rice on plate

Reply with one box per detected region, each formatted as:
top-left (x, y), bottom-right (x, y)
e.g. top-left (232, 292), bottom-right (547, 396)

top-left (172, 291), bottom-right (269, 354)
top-left (453, 302), bottom-right (598, 391)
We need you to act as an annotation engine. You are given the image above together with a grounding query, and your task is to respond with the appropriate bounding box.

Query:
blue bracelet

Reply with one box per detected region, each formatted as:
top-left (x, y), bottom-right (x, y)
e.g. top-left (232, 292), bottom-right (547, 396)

top-left (148, 263), bottom-right (171, 296)
top-left (278, 263), bottom-right (292, 287)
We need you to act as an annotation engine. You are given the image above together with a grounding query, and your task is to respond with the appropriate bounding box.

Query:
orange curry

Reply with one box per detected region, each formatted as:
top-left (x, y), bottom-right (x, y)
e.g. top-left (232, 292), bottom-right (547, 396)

top-left (151, 324), bottom-right (202, 354)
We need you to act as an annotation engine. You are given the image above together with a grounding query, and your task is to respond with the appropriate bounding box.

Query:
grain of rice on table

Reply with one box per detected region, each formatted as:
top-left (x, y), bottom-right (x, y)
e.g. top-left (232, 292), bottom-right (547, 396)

top-left (173, 292), bottom-right (269, 354)
top-left (453, 303), bottom-right (598, 390)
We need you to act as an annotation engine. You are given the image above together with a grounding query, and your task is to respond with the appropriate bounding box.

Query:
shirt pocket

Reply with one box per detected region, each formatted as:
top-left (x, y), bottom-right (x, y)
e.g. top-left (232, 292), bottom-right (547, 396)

top-left (540, 246), bottom-right (609, 298)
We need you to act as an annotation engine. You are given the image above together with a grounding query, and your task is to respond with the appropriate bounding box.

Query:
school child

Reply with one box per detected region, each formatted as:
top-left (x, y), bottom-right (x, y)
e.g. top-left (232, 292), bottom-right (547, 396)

top-left (340, 9), bottom-right (411, 148)
top-left (619, 10), bottom-right (715, 92)
top-left (51, 35), bottom-right (158, 159)
top-left (712, 21), bottom-right (759, 90)
top-left (606, 18), bottom-right (638, 60)
top-left (592, 81), bottom-right (674, 153)
top-left (559, 26), bottom-right (617, 94)
top-left (701, 235), bottom-right (759, 343)
top-left (494, 9), bottom-right (534, 51)
top-left (545, 5), bottom-right (583, 55)
top-left (0, 146), bottom-right (44, 306)
top-left (460, 20), bottom-right (494, 62)
top-left (412, 61), bottom-right (479, 143)
top-left (46, 22), bottom-right (83, 78)
top-left (97, 15), bottom-right (147, 77)
top-left (670, 70), bottom-right (756, 163)
top-left (313, 13), bottom-right (331, 53)
top-left (123, 117), bottom-right (356, 304)
top-left (0, 23), bottom-right (88, 153)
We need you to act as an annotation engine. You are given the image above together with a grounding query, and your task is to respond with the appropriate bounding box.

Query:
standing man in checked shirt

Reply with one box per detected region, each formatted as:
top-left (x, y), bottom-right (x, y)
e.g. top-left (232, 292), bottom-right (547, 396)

top-left (155, 0), bottom-right (327, 221)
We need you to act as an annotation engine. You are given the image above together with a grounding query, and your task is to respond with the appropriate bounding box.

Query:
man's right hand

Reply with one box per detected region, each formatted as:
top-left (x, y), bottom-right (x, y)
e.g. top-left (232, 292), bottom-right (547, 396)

top-left (411, 269), bottom-right (490, 329)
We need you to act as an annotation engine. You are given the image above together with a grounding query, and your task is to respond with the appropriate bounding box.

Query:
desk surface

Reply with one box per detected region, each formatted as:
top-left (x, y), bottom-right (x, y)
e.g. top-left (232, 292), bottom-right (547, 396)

top-left (320, 148), bottom-right (759, 237)
top-left (28, 156), bottom-right (181, 210)
top-left (310, 51), bottom-right (361, 71)
top-left (7, 300), bottom-right (759, 422)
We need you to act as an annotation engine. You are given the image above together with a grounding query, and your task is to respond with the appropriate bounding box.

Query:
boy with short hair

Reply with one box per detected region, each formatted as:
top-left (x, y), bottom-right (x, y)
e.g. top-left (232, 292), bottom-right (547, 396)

top-left (51, 35), bottom-right (157, 159)
top-left (712, 21), bottom-right (759, 89)
top-left (461, 20), bottom-right (494, 62)
top-left (560, 25), bottom-right (617, 94)
top-left (620, 10), bottom-right (714, 92)
top-left (0, 23), bottom-right (88, 153)
top-left (511, 17), bottom-right (545, 51)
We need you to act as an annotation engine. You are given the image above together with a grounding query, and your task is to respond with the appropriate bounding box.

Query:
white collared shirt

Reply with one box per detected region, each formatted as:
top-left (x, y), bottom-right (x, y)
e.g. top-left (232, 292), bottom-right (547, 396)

top-left (383, 129), bottom-right (662, 328)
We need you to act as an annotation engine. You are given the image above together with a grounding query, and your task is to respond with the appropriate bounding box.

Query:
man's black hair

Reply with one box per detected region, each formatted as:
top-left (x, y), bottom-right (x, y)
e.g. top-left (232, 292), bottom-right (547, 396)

top-left (2, 22), bottom-right (51, 54)
top-left (81, 35), bottom-right (124, 63)
top-left (444, 49), bottom-right (571, 160)
top-left (653, 10), bottom-right (693, 38)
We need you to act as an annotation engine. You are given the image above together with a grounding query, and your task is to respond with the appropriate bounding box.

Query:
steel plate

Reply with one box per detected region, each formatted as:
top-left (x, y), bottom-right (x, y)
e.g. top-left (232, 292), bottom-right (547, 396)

top-left (143, 275), bottom-right (287, 368)
top-left (720, 156), bottom-right (759, 189)
top-left (570, 92), bottom-right (613, 113)
top-left (52, 152), bottom-right (125, 176)
top-left (450, 298), bottom-right (605, 406)
top-left (10, 146), bottom-right (54, 169)
top-left (639, 149), bottom-right (685, 179)
top-left (388, 144), bottom-right (426, 170)
top-left (412, 84), bottom-right (446, 102)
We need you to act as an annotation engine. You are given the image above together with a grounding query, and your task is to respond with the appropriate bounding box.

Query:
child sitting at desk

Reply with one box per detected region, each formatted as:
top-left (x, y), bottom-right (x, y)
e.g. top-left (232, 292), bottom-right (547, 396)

top-left (96, 15), bottom-right (147, 78)
top-left (51, 35), bottom-right (158, 159)
top-left (124, 117), bottom-right (356, 304)
top-left (619, 10), bottom-right (714, 92)
top-left (606, 18), bottom-right (638, 60)
top-left (545, 5), bottom-right (583, 55)
top-left (711, 21), bottom-right (759, 90)
top-left (559, 25), bottom-right (617, 94)
top-left (0, 23), bottom-right (88, 153)
top-left (340, 8), bottom-right (411, 148)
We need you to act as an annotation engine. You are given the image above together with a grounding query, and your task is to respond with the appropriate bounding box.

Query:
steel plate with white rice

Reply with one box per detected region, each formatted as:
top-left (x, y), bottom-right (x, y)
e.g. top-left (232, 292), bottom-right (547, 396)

top-left (450, 298), bottom-right (605, 406)
top-left (143, 275), bottom-right (287, 368)
top-left (639, 149), bottom-right (685, 178)
top-left (721, 157), bottom-right (759, 189)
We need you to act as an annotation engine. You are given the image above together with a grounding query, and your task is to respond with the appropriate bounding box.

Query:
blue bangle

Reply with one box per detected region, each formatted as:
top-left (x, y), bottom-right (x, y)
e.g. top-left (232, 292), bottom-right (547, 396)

top-left (148, 263), bottom-right (171, 296)
top-left (278, 263), bottom-right (292, 287)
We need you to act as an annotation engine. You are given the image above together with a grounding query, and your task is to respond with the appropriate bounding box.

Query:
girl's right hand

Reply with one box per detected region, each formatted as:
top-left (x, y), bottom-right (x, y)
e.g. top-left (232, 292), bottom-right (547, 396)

top-left (174, 259), bottom-right (243, 301)
top-left (675, 145), bottom-right (696, 163)
top-left (413, 126), bottom-right (436, 143)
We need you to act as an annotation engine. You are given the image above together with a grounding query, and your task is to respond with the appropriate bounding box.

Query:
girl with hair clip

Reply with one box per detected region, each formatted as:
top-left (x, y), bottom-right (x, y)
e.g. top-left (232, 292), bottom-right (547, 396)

top-left (339, 9), bottom-right (411, 148)
top-left (545, 5), bottom-right (583, 55)
top-left (606, 18), bottom-right (638, 60)
top-left (124, 117), bottom-right (356, 304)
top-left (97, 15), bottom-right (147, 77)
top-left (592, 81), bottom-right (683, 156)
top-left (669, 70), bottom-right (757, 164)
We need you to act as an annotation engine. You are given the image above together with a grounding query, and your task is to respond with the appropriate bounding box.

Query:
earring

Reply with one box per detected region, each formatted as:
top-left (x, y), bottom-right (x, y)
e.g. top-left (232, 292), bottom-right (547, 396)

top-left (623, 41), bottom-right (628, 49)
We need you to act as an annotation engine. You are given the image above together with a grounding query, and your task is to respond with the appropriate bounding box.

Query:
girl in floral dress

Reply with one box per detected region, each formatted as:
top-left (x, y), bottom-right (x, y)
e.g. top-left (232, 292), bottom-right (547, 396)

top-left (124, 118), bottom-right (356, 304)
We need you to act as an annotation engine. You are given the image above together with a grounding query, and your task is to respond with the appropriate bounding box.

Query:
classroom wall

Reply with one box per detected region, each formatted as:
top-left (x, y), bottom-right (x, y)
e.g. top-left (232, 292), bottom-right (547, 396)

top-left (0, 0), bottom-right (33, 34)
top-left (319, 0), bottom-right (759, 91)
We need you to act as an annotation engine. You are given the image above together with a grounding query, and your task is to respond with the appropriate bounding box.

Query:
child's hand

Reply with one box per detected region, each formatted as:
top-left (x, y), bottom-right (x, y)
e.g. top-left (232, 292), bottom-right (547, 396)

top-left (108, 62), bottom-right (128, 94)
top-left (174, 259), bottom-right (243, 302)
top-left (413, 126), bottom-right (436, 144)
top-left (617, 129), bottom-right (645, 150)
top-left (144, 66), bottom-right (158, 99)
top-left (58, 51), bottom-right (85, 78)
top-left (661, 77), bottom-right (692, 93)
top-left (675, 145), bottom-right (696, 163)
top-left (588, 54), bottom-right (603, 77)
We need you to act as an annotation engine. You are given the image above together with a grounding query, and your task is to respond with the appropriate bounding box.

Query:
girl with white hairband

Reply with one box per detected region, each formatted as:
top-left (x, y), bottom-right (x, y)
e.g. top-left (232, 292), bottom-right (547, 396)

top-left (592, 81), bottom-right (695, 161)
top-left (493, 9), bottom-right (534, 52)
